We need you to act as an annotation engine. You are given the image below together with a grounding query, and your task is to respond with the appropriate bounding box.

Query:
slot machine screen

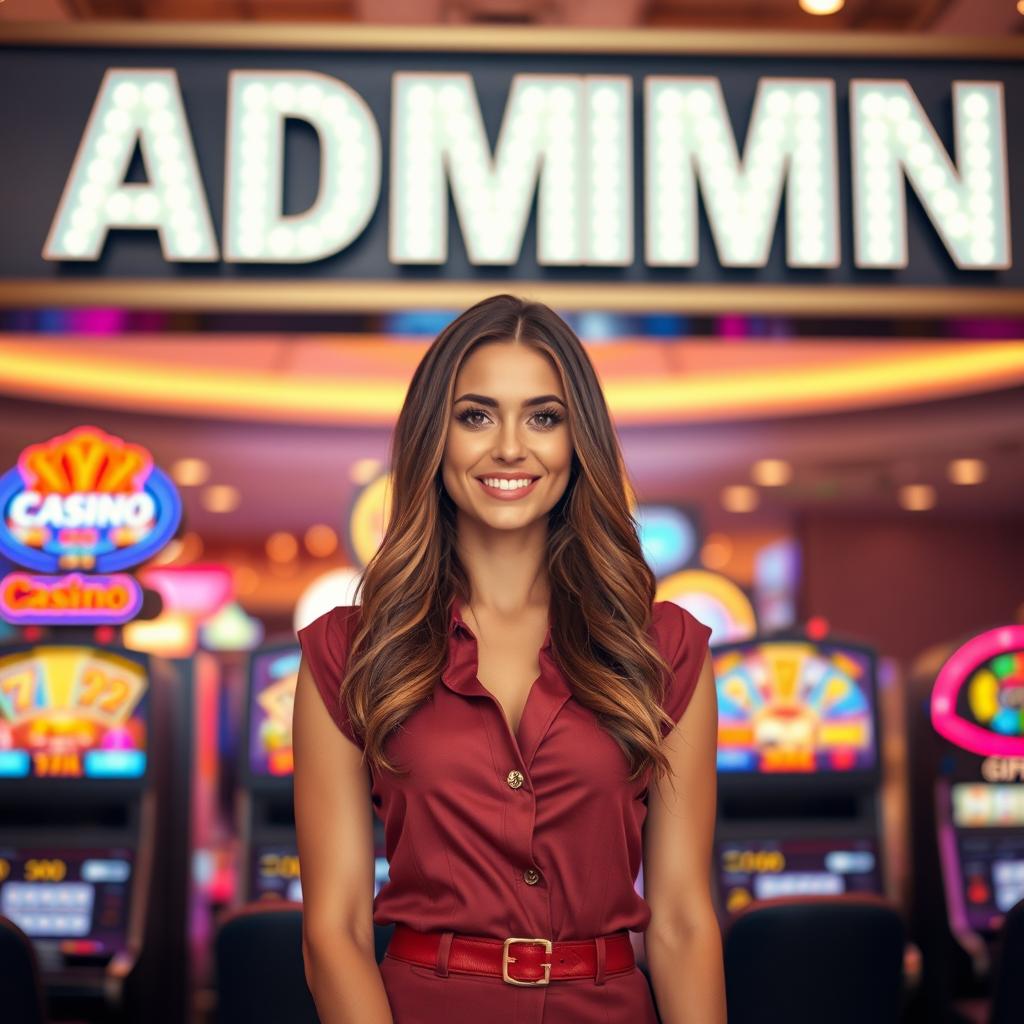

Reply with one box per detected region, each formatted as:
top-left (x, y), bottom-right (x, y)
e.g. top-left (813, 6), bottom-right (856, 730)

top-left (0, 847), bottom-right (135, 960)
top-left (250, 846), bottom-right (303, 902)
top-left (713, 639), bottom-right (878, 774)
top-left (248, 647), bottom-right (299, 778)
top-left (948, 783), bottom-right (1024, 930)
top-left (250, 843), bottom-right (390, 903)
top-left (0, 646), bottom-right (149, 781)
top-left (716, 836), bottom-right (882, 919)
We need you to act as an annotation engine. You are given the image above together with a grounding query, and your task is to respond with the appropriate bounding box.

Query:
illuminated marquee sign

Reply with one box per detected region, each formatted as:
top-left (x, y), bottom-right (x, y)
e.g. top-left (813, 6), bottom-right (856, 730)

top-left (42, 70), bottom-right (1009, 273)
top-left (0, 426), bottom-right (182, 626)
top-left (1, 28), bottom-right (1022, 311)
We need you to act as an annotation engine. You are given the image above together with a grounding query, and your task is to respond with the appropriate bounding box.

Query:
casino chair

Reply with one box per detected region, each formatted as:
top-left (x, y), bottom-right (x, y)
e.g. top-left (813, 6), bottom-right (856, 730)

top-left (214, 904), bottom-right (394, 1022)
top-left (0, 914), bottom-right (50, 1024)
top-left (988, 895), bottom-right (1024, 1024)
top-left (722, 893), bottom-right (906, 1024)
top-left (214, 903), bottom-right (320, 1024)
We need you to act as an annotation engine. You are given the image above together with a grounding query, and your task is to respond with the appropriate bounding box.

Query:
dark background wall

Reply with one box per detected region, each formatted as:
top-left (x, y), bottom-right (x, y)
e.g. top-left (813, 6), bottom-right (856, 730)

top-left (797, 512), bottom-right (1024, 664)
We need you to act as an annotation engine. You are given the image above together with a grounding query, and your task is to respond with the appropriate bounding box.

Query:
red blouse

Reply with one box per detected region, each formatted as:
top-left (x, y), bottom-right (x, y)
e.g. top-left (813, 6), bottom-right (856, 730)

top-left (297, 594), bottom-right (712, 1022)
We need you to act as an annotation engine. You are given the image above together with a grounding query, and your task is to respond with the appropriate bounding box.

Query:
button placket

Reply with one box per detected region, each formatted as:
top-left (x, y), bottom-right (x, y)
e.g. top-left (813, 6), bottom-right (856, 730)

top-left (503, 758), bottom-right (550, 934)
top-left (446, 596), bottom-right (563, 945)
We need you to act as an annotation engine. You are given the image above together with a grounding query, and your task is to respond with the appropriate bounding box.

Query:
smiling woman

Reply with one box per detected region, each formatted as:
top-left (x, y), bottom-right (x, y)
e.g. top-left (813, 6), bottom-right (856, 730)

top-left (293, 292), bottom-right (723, 1024)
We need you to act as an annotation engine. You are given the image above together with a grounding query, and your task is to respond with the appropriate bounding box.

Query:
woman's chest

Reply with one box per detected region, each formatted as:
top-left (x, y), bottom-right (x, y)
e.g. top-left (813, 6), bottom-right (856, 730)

top-left (469, 612), bottom-right (549, 740)
top-left (371, 682), bottom-right (648, 815)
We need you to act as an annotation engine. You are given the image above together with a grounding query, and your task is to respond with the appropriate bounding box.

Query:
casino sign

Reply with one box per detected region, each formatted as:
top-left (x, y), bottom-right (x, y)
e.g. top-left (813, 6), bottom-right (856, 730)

top-left (0, 426), bottom-right (182, 626)
top-left (1, 26), bottom-right (1022, 313)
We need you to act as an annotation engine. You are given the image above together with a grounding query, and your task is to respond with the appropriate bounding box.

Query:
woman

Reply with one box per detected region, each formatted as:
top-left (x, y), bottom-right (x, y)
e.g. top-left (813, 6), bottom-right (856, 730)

top-left (293, 294), bottom-right (725, 1024)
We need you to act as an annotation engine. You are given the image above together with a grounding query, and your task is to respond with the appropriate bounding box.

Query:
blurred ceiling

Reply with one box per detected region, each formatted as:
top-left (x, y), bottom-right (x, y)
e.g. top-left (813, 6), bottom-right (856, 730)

top-left (1, 0), bottom-right (1020, 33)
top-left (0, 337), bottom-right (1021, 544)
top-left (1, 336), bottom-right (1023, 424)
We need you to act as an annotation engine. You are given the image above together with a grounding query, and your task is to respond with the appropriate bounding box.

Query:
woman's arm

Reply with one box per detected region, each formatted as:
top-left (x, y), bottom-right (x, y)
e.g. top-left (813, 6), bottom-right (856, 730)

top-left (643, 651), bottom-right (727, 1024)
top-left (293, 655), bottom-right (393, 1024)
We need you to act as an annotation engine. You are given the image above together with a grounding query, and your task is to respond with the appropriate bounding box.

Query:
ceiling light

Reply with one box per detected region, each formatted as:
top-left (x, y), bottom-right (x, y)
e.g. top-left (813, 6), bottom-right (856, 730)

top-left (701, 533), bottom-right (733, 570)
top-left (170, 456), bottom-right (210, 486)
top-left (201, 484), bottom-right (240, 513)
top-left (305, 523), bottom-right (339, 558)
top-left (751, 458), bottom-right (793, 487)
top-left (947, 458), bottom-right (987, 485)
top-left (266, 531), bottom-right (299, 563)
top-left (721, 485), bottom-right (760, 513)
top-left (799, 0), bottom-right (845, 13)
top-left (233, 565), bottom-right (260, 596)
top-left (898, 484), bottom-right (936, 511)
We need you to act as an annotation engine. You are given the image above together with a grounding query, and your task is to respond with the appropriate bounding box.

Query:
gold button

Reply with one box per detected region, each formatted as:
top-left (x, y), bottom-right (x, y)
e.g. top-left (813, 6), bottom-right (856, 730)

top-left (523, 868), bottom-right (540, 885)
top-left (506, 769), bottom-right (524, 789)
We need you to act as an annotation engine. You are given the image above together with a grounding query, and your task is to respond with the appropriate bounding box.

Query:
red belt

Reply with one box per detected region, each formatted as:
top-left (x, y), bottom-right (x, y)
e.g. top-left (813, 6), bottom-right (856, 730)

top-left (385, 922), bottom-right (635, 986)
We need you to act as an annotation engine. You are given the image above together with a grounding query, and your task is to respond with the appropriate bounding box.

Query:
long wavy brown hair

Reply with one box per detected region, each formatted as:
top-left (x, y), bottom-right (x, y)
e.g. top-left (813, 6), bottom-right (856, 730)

top-left (340, 293), bottom-right (680, 784)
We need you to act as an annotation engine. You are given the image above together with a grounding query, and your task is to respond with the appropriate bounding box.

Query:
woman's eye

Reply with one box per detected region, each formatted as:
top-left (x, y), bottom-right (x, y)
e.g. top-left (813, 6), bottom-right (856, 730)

top-left (455, 407), bottom-right (564, 429)
top-left (456, 408), bottom-right (489, 427)
top-left (532, 409), bottom-right (563, 429)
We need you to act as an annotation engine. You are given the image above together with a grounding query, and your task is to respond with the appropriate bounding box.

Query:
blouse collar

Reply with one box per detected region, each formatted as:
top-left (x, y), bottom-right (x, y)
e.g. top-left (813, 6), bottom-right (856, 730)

top-left (442, 592), bottom-right (567, 768)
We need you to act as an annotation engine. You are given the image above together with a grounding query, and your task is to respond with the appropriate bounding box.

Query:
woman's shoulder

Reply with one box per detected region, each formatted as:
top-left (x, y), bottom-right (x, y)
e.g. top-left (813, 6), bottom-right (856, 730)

top-left (650, 599), bottom-right (712, 652)
top-left (295, 604), bottom-right (363, 747)
top-left (299, 603), bottom-right (360, 636)
top-left (649, 600), bottom-right (714, 734)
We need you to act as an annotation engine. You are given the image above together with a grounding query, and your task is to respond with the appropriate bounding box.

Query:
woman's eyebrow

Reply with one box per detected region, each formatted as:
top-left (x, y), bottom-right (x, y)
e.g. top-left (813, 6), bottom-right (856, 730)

top-left (453, 393), bottom-right (566, 408)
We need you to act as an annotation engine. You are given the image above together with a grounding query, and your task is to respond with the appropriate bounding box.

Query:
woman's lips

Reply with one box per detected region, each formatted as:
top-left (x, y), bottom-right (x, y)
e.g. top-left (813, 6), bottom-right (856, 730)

top-left (475, 477), bottom-right (540, 501)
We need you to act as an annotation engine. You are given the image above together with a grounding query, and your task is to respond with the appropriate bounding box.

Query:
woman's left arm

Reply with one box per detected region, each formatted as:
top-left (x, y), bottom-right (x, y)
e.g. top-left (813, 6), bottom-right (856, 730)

top-left (643, 651), bottom-right (727, 1024)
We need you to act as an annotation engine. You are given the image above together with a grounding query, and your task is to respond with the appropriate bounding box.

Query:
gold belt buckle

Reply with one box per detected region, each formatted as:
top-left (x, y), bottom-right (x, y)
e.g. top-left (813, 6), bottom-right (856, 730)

top-left (501, 936), bottom-right (553, 986)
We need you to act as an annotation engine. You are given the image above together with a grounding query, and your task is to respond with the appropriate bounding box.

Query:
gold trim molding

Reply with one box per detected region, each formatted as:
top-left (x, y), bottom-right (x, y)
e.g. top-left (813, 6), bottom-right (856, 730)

top-left (0, 280), bottom-right (1021, 316)
top-left (1, 23), bottom-right (1023, 59)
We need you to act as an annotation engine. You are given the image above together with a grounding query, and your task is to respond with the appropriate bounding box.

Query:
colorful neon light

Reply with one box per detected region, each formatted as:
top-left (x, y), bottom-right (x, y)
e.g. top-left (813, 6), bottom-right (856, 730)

top-left (137, 565), bottom-right (234, 617)
top-left (0, 572), bottom-right (143, 625)
top-left (657, 568), bottom-right (758, 644)
top-left (931, 625), bottom-right (1024, 758)
top-left (0, 424), bottom-right (181, 573)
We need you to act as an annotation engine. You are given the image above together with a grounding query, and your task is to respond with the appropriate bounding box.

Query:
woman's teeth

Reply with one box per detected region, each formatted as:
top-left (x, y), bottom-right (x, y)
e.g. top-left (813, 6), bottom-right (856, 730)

top-left (481, 477), bottom-right (534, 490)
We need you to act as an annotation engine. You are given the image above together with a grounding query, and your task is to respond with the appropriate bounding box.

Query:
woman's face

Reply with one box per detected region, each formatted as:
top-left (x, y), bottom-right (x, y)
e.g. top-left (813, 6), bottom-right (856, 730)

top-left (443, 340), bottom-right (573, 531)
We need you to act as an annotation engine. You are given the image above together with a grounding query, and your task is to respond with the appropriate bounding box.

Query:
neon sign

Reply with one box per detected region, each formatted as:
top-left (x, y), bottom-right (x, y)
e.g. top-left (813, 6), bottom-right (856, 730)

top-left (0, 425), bottom-right (181, 573)
top-left (0, 426), bottom-right (181, 627)
top-left (1, 573), bottom-right (143, 626)
top-left (931, 625), bottom-right (1024, 758)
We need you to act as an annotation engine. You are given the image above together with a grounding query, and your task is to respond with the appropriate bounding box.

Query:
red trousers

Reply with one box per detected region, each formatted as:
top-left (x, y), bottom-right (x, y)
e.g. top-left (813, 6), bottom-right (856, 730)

top-left (378, 952), bottom-right (661, 1023)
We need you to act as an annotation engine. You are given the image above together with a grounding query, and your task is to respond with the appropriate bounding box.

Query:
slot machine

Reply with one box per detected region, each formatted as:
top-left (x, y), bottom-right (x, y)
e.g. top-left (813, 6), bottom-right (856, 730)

top-left (907, 624), bottom-right (1024, 1019)
top-left (710, 635), bottom-right (886, 923)
top-left (0, 638), bottom-right (196, 1024)
top-left (238, 639), bottom-right (389, 905)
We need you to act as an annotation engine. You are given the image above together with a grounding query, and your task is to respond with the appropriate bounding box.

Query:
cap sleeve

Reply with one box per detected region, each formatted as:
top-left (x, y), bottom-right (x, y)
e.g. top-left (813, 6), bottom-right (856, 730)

top-left (296, 606), bottom-right (364, 750)
top-left (653, 600), bottom-right (713, 736)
